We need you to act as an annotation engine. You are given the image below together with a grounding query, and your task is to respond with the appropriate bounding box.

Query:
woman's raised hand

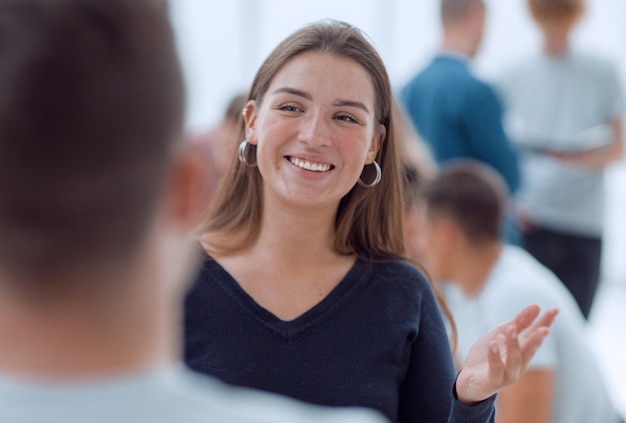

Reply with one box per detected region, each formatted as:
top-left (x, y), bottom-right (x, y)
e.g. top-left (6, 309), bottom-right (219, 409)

top-left (454, 304), bottom-right (559, 405)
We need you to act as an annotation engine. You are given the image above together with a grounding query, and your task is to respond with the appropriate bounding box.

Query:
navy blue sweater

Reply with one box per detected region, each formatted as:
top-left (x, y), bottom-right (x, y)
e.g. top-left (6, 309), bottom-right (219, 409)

top-left (401, 55), bottom-right (520, 195)
top-left (184, 255), bottom-right (495, 423)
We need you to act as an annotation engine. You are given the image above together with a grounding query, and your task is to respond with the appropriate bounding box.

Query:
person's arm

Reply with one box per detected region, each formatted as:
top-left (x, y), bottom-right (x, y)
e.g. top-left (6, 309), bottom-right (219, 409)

top-left (461, 84), bottom-right (521, 195)
top-left (547, 117), bottom-right (624, 172)
top-left (495, 369), bottom-right (555, 423)
top-left (398, 274), bottom-right (496, 423)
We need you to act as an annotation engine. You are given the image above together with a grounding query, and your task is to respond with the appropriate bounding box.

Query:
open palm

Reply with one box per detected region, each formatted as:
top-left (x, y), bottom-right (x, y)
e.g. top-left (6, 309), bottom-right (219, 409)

top-left (455, 304), bottom-right (559, 405)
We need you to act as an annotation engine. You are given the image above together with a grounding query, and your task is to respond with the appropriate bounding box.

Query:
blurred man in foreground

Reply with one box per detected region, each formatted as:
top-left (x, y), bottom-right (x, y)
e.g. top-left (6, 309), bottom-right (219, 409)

top-left (0, 1), bottom-right (384, 422)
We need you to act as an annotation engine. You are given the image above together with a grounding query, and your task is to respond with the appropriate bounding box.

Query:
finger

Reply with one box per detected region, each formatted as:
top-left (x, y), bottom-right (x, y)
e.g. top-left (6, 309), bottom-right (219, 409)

top-left (533, 308), bottom-right (559, 331)
top-left (488, 340), bottom-right (504, 381)
top-left (520, 308), bottom-right (559, 343)
top-left (503, 326), bottom-right (522, 378)
top-left (520, 326), bottom-right (551, 364)
top-left (518, 309), bottom-right (558, 363)
top-left (511, 304), bottom-right (541, 332)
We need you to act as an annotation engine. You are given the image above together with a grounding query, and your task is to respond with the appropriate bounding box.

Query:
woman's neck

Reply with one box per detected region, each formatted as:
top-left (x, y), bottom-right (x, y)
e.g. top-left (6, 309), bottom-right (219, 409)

top-left (254, 198), bottom-right (340, 268)
top-left (209, 197), bottom-right (356, 322)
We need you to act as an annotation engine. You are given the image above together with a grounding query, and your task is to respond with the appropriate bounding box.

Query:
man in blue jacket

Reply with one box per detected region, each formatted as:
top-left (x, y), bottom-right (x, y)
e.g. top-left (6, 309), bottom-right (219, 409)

top-left (401, 0), bottom-right (520, 242)
top-left (401, 0), bottom-right (519, 194)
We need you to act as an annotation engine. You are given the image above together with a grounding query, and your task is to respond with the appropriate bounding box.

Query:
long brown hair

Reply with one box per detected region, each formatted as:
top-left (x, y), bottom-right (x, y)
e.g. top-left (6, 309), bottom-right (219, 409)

top-left (199, 20), bottom-right (456, 346)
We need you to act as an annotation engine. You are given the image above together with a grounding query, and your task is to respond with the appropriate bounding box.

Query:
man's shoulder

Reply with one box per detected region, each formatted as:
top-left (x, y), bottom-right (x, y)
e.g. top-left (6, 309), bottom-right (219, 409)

top-left (0, 367), bottom-right (387, 423)
top-left (412, 56), bottom-right (475, 83)
top-left (568, 51), bottom-right (619, 73)
top-left (402, 61), bottom-right (487, 116)
top-left (487, 246), bottom-right (577, 310)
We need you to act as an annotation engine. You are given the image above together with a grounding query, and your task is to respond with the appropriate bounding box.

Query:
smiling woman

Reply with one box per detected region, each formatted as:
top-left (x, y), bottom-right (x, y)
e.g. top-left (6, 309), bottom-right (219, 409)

top-left (246, 51), bottom-right (382, 212)
top-left (184, 19), bottom-right (557, 423)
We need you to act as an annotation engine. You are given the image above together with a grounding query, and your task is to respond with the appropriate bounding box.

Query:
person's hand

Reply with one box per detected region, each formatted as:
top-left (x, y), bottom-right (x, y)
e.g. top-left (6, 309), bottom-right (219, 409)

top-left (454, 304), bottom-right (559, 405)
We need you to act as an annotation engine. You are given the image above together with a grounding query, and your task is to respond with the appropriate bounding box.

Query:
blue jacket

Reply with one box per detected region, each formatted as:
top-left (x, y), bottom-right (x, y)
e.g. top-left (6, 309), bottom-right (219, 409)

top-left (401, 55), bottom-right (520, 194)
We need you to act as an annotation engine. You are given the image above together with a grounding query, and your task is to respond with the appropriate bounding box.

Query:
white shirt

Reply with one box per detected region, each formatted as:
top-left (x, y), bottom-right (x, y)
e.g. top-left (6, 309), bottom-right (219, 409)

top-left (443, 246), bottom-right (620, 423)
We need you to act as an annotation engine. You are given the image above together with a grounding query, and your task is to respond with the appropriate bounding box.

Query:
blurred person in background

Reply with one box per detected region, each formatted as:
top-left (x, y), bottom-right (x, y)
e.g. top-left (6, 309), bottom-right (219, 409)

top-left (401, 163), bottom-right (429, 266)
top-left (497, 0), bottom-right (625, 319)
top-left (393, 99), bottom-right (437, 181)
top-left (0, 1), bottom-right (387, 422)
top-left (393, 100), bottom-right (437, 261)
top-left (185, 19), bottom-right (557, 423)
top-left (192, 91), bottom-right (247, 211)
top-left (400, 0), bottom-right (521, 245)
top-left (414, 161), bottom-right (623, 423)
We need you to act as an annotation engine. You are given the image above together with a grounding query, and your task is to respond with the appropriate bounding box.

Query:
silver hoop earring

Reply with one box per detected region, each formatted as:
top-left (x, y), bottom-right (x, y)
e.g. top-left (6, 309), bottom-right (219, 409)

top-left (358, 160), bottom-right (382, 187)
top-left (238, 139), bottom-right (257, 167)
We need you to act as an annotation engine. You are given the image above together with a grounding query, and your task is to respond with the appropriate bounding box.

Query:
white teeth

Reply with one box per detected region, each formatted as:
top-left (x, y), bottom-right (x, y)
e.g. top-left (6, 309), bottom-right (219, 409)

top-left (289, 157), bottom-right (331, 172)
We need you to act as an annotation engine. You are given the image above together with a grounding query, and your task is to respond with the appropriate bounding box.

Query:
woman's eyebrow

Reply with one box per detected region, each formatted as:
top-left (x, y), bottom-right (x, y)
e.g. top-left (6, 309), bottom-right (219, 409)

top-left (271, 87), bottom-right (312, 100)
top-left (333, 99), bottom-right (370, 114)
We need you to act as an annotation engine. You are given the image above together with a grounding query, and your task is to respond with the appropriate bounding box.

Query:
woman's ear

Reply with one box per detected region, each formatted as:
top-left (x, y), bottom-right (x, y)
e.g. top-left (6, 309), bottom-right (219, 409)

top-left (366, 124), bottom-right (385, 163)
top-left (242, 100), bottom-right (258, 145)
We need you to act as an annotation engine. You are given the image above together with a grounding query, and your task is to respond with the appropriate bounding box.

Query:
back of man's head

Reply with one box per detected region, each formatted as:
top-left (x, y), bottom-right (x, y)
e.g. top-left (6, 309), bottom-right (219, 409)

top-left (0, 0), bottom-right (184, 294)
top-left (441, 0), bottom-right (484, 25)
top-left (528, 0), bottom-right (585, 28)
top-left (421, 161), bottom-right (505, 245)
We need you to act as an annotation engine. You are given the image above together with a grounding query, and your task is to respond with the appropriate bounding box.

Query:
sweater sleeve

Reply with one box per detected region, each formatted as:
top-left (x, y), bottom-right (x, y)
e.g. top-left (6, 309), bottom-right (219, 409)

top-left (397, 276), bottom-right (496, 423)
top-left (460, 82), bottom-right (520, 195)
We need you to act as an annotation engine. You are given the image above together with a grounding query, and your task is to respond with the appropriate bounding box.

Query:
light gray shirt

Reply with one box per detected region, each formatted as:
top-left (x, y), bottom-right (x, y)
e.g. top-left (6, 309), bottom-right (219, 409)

top-left (498, 51), bottom-right (625, 237)
top-left (443, 246), bottom-right (621, 423)
top-left (0, 365), bottom-right (387, 423)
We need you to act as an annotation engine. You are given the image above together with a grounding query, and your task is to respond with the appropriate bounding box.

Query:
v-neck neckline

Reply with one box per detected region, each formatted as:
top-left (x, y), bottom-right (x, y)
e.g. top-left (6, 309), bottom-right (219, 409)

top-left (199, 254), bottom-right (369, 339)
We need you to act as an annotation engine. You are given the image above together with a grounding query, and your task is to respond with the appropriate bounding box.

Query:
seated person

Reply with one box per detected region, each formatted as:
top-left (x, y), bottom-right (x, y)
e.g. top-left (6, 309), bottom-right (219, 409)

top-left (409, 160), bottom-right (622, 423)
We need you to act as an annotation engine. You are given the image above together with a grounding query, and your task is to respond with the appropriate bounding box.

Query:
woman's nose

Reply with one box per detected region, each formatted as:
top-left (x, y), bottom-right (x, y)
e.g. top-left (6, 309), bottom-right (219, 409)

top-left (297, 111), bottom-right (332, 148)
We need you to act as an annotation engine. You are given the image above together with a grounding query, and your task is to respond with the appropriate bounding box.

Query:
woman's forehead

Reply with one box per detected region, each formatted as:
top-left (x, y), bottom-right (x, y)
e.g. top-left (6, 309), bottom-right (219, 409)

top-left (266, 52), bottom-right (377, 106)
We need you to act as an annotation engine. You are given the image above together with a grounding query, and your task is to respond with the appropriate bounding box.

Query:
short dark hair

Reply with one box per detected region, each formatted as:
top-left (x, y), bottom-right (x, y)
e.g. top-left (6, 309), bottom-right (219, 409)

top-left (420, 161), bottom-right (506, 244)
top-left (0, 0), bottom-right (185, 286)
top-left (441, 0), bottom-right (484, 24)
top-left (528, 0), bottom-right (585, 27)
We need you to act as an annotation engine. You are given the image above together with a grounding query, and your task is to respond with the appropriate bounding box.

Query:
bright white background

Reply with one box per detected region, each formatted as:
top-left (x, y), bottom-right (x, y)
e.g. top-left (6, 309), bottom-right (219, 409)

top-left (171, 0), bottom-right (626, 414)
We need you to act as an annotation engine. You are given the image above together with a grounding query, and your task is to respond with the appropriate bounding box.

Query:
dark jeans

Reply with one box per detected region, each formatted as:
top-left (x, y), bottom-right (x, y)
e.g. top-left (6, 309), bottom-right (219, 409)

top-left (523, 225), bottom-right (602, 320)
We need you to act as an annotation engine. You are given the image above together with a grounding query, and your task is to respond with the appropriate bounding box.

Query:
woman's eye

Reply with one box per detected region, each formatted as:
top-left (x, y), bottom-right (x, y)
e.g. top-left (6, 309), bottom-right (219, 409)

top-left (278, 104), bottom-right (302, 112)
top-left (335, 114), bottom-right (359, 124)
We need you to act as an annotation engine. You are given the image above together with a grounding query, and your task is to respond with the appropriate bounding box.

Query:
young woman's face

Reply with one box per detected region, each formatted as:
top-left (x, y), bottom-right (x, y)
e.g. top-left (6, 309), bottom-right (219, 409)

top-left (244, 52), bottom-right (384, 211)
